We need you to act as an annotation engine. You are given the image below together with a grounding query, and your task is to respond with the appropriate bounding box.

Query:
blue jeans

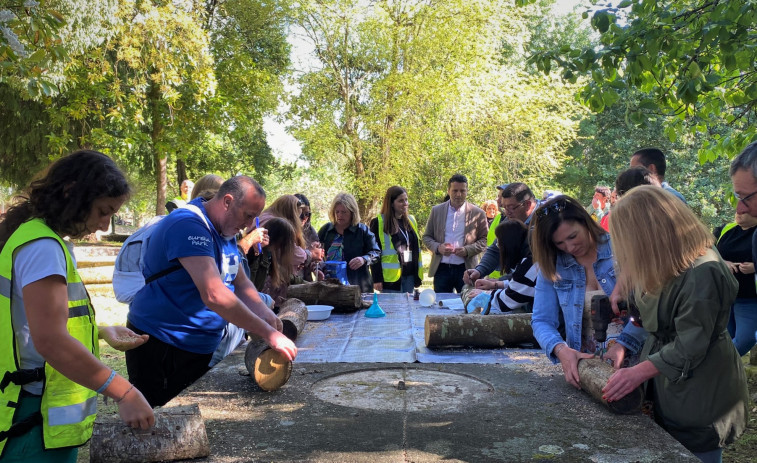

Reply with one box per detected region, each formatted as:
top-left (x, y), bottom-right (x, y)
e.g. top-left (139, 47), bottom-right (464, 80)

top-left (433, 263), bottom-right (465, 293)
top-left (727, 297), bottom-right (757, 356)
top-left (382, 275), bottom-right (416, 294)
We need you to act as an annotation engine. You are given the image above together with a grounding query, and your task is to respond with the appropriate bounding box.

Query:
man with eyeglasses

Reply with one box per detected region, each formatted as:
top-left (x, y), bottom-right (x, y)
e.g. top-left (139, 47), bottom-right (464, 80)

top-left (731, 140), bottom-right (757, 245)
top-left (630, 147), bottom-right (686, 203)
top-left (463, 183), bottom-right (539, 286)
top-left (423, 174), bottom-right (488, 293)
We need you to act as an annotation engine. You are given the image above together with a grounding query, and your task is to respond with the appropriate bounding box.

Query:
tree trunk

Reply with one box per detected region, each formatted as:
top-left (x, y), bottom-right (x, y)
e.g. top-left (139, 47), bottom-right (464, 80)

top-left (90, 404), bottom-right (209, 463)
top-left (577, 358), bottom-right (643, 415)
top-left (176, 158), bottom-right (187, 186)
top-left (278, 298), bottom-right (308, 341)
top-left (244, 338), bottom-right (292, 392)
top-left (150, 84), bottom-right (167, 216)
top-left (286, 281), bottom-right (367, 312)
top-left (424, 314), bottom-right (535, 348)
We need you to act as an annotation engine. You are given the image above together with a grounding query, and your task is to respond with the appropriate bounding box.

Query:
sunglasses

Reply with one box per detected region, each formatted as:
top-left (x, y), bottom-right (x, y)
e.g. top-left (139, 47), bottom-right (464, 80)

top-left (535, 198), bottom-right (570, 219)
top-left (300, 211), bottom-right (312, 220)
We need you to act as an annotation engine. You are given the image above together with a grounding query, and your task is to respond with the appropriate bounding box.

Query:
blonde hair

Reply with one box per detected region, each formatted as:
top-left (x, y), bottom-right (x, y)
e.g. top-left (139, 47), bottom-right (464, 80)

top-left (329, 193), bottom-right (361, 226)
top-left (191, 174), bottom-right (224, 200)
top-left (264, 195), bottom-right (305, 247)
top-left (610, 185), bottom-right (713, 297)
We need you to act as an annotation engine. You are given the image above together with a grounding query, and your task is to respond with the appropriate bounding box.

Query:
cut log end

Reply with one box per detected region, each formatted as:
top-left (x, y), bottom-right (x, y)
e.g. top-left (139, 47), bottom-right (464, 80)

top-left (253, 348), bottom-right (293, 392)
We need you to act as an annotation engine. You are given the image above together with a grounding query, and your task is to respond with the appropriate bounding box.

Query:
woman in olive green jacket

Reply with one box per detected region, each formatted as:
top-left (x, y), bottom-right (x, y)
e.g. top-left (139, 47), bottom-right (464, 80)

top-left (603, 186), bottom-right (748, 463)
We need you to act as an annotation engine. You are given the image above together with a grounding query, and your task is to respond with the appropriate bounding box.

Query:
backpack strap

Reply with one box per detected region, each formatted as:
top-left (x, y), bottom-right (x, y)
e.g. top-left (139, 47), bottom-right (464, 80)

top-left (143, 203), bottom-right (213, 284)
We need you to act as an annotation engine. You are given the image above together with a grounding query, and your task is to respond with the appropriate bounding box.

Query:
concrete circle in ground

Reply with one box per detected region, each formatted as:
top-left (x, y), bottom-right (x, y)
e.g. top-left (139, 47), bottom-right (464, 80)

top-left (311, 368), bottom-right (494, 413)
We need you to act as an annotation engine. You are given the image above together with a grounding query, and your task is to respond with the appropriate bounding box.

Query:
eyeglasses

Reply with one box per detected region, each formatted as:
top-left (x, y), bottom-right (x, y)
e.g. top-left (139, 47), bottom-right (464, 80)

top-left (300, 211), bottom-right (312, 220)
top-left (535, 198), bottom-right (569, 219)
top-left (504, 201), bottom-right (525, 213)
top-left (734, 190), bottom-right (757, 207)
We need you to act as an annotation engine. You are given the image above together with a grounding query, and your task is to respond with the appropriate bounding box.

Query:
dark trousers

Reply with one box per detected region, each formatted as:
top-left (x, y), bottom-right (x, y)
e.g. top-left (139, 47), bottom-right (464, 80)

top-left (433, 263), bottom-right (466, 293)
top-left (125, 322), bottom-right (212, 407)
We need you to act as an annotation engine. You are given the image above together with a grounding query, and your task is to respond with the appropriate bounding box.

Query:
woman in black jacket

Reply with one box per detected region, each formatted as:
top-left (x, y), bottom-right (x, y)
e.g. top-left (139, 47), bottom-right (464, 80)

top-left (318, 193), bottom-right (380, 293)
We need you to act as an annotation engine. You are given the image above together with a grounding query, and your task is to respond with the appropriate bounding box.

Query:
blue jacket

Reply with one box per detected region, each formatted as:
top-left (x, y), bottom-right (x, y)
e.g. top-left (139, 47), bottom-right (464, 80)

top-left (318, 222), bottom-right (381, 293)
top-left (531, 234), bottom-right (646, 362)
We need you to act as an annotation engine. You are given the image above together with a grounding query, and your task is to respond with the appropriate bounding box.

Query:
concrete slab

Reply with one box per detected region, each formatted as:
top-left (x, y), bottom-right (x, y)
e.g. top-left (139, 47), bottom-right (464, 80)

top-left (166, 350), bottom-right (698, 462)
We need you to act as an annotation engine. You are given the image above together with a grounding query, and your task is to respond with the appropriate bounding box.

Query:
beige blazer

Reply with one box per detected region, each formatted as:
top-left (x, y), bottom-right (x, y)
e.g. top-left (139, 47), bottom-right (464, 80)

top-left (422, 201), bottom-right (488, 278)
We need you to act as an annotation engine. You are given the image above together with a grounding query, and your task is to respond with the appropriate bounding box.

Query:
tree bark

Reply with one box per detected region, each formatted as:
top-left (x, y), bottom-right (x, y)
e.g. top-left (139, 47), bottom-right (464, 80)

top-left (424, 314), bottom-right (535, 348)
top-left (244, 338), bottom-right (293, 391)
top-left (150, 83), bottom-right (167, 216)
top-left (286, 281), bottom-right (367, 312)
top-left (278, 298), bottom-right (308, 341)
top-left (176, 158), bottom-right (187, 186)
top-left (90, 404), bottom-right (209, 463)
top-left (577, 358), bottom-right (643, 415)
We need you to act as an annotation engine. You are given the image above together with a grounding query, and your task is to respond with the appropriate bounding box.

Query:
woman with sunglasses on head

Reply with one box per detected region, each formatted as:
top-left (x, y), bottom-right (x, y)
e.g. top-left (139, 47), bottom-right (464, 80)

top-left (369, 186), bottom-right (423, 294)
top-left (0, 151), bottom-right (154, 462)
top-left (530, 195), bottom-right (645, 389)
top-left (603, 186), bottom-right (747, 463)
top-left (294, 193), bottom-right (324, 281)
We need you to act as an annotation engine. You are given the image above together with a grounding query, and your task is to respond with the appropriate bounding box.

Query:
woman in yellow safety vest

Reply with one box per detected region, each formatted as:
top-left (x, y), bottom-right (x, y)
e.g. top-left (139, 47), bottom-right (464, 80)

top-left (0, 151), bottom-right (154, 462)
top-left (369, 186), bottom-right (423, 293)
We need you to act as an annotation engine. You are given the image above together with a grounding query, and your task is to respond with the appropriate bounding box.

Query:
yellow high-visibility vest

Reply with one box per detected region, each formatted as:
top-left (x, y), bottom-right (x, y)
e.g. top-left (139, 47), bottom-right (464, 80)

top-left (0, 219), bottom-right (98, 454)
top-left (377, 214), bottom-right (423, 283)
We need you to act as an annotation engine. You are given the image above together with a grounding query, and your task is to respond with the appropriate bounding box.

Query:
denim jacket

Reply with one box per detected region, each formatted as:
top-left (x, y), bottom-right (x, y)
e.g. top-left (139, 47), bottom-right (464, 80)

top-left (531, 234), bottom-right (646, 363)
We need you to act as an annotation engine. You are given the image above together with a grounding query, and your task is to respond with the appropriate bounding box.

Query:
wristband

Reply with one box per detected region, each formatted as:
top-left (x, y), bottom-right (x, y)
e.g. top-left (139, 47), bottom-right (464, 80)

top-left (553, 343), bottom-right (568, 357)
top-left (96, 369), bottom-right (116, 394)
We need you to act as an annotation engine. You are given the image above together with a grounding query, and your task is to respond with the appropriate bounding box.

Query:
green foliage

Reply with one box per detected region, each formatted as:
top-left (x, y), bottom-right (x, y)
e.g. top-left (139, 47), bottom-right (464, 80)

top-left (0, 0), bottom-right (67, 97)
top-left (529, 0), bottom-right (757, 160)
top-left (289, 0), bottom-right (587, 224)
top-left (0, 0), bottom-right (291, 217)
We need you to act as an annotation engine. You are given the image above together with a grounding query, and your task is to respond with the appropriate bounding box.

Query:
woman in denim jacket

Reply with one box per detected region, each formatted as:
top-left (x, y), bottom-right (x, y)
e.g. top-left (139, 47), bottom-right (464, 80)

top-left (531, 195), bottom-right (646, 389)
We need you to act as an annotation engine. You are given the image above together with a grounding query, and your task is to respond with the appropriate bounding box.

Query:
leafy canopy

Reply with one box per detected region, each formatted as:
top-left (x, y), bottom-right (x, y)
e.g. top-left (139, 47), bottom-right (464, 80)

top-left (528, 0), bottom-right (757, 161)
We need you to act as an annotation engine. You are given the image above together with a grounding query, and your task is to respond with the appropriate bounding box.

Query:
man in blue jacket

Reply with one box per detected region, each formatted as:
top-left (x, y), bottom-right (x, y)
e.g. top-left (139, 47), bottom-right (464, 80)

top-left (125, 176), bottom-right (297, 407)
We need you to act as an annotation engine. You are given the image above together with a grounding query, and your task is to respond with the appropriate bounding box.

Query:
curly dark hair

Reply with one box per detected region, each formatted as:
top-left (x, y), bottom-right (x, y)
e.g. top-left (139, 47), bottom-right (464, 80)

top-left (0, 150), bottom-right (130, 250)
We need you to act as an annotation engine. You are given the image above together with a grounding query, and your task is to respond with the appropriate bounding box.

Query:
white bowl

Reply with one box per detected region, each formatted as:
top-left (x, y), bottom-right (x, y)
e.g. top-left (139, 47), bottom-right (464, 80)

top-left (306, 305), bottom-right (334, 321)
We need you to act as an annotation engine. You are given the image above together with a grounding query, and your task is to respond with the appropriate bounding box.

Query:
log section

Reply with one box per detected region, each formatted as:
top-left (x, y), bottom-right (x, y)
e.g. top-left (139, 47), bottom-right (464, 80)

top-left (577, 358), bottom-right (643, 415)
top-left (90, 404), bottom-right (209, 463)
top-left (424, 314), bottom-right (535, 348)
top-left (278, 298), bottom-right (308, 340)
top-left (286, 280), bottom-right (367, 312)
top-left (244, 338), bottom-right (293, 391)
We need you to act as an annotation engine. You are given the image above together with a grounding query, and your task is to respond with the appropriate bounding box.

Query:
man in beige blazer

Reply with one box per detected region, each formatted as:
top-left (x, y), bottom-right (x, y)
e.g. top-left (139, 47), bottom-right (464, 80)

top-left (422, 174), bottom-right (488, 292)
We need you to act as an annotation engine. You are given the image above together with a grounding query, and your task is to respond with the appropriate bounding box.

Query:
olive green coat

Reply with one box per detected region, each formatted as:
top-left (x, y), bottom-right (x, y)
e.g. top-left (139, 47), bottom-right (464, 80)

top-left (637, 248), bottom-right (748, 453)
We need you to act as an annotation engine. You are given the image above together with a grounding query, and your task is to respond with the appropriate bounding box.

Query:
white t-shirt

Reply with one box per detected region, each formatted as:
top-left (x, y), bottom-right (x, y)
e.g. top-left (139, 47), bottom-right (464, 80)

top-left (11, 238), bottom-right (71, 395)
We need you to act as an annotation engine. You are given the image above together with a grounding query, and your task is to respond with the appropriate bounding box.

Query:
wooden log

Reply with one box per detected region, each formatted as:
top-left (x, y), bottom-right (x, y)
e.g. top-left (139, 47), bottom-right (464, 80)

top-left (577, 358), bottom-right (643, 415)
top-left (90, 404), bottom-right (209, 463)
top-left (286, 280), bottom-right (365, 312)
top-left (424, 314), bottom-right (535, 348)
top-left (277, 298), bottom-right (308, 341)
top-left (244, 339), bottom-right (293, 391)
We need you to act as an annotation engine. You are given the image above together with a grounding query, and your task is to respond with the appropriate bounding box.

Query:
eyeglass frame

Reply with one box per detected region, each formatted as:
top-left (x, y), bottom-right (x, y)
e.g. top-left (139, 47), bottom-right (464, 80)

top-left (300, 211), bottom-right (312, 220)
top-left (734, 189), bottom-right (757, 207)
top-left (503, 200), bottom-right (526, 213)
